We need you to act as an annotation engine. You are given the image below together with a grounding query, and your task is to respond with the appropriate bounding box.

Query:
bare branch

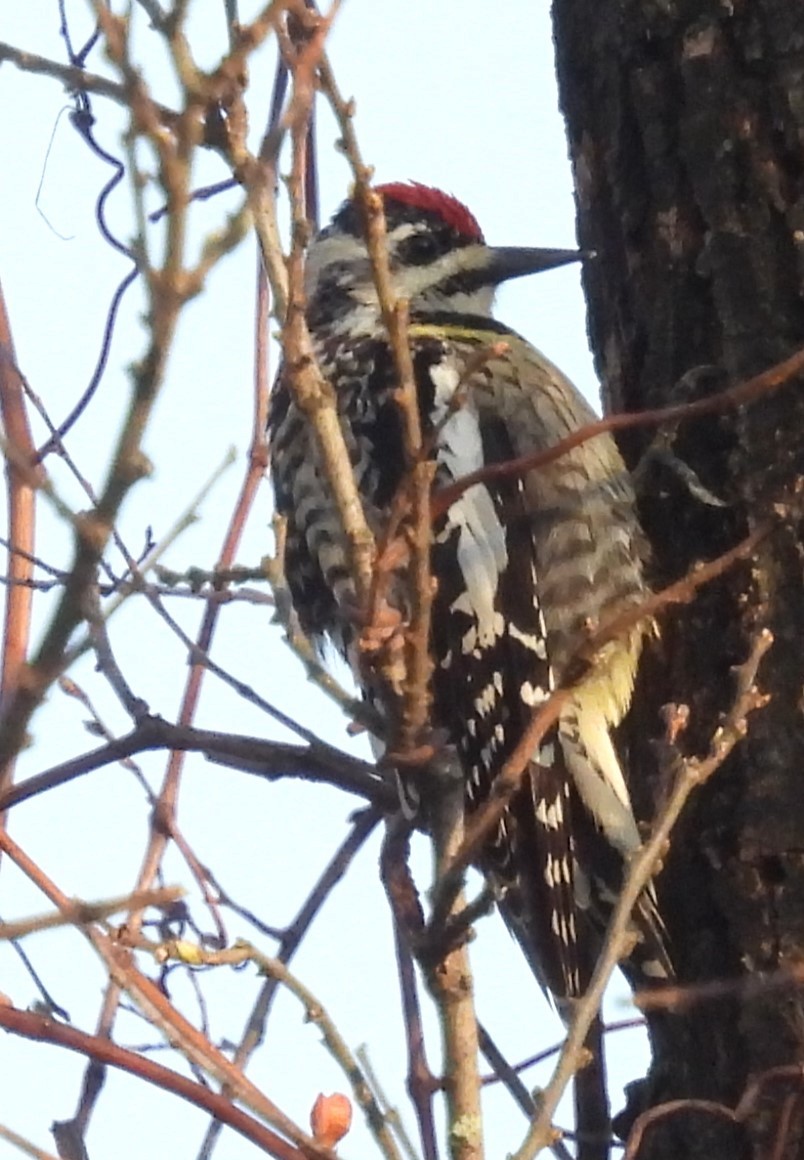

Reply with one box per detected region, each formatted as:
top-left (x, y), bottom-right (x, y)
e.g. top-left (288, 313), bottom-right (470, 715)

top-left (197, 808), bottom-right (380, 1158)
top-left (0, 279), bottom-right (40, 802)
top-left (0, 39), bottom-right (178, 123)
top-left (433, 344), bottom-right (804, 514)
top-left (0, 1124), bottom-right (59, 1160)
top-left (0, 887), bottom-right (184, 942)
top-left (0, 828), bottom-right (330, 1158)
top-left (0, 1003), bottom-right (310, 1160)
top-left (0, 718), bottom-right (390, 815)
top-left (159, 937), bottom-right (403, 1160)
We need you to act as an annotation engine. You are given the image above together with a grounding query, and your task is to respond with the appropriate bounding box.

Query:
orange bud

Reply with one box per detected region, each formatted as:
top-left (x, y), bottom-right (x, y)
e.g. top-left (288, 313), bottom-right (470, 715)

top-left (310, 1092), bottom-right (353, 1148)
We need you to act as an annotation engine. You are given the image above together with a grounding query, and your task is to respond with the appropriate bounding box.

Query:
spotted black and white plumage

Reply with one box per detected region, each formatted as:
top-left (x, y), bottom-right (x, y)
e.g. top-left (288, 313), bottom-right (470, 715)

top-left (269, 182), bottom-right (672, 1002)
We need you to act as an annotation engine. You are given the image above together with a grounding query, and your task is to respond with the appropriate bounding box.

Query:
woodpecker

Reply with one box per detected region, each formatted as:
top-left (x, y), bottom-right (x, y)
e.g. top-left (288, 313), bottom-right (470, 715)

top-left (269, 182), bottom-right (671, 1003)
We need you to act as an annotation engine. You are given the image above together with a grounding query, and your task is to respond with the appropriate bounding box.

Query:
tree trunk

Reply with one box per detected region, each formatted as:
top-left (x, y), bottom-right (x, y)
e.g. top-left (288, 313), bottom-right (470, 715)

top-left (551, 2), bottom-right (804, 1157)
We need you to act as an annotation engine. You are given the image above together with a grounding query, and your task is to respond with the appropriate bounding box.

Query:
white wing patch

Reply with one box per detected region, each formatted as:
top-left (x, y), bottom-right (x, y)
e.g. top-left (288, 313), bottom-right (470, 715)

top-left (535, 795), bottom-right (564, 831)
top-left (520, 680), bottom-right (548, 706)
top-left (474, 678), bottom-right (502, 718)
top-left (509, 621), bottom-right (548, 659)
top-left (434, 380), bottom-right (508, 654)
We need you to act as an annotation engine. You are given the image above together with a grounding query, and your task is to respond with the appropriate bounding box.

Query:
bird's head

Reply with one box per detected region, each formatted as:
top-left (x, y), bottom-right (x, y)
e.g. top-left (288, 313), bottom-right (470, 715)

top-left (305, 181), bottom-right (580, 333)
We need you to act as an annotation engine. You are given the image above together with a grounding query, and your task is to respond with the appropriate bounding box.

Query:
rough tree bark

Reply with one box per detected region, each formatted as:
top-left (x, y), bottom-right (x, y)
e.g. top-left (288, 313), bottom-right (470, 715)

top-left (551, 2), bottom-right (804, 1158)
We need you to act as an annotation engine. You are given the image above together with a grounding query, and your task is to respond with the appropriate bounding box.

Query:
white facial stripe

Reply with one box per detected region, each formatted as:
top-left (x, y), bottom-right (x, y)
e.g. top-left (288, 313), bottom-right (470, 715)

top-left (392, 241), bottom-right (490, 296)
top-left (306, 226), bottom-right (497, 319)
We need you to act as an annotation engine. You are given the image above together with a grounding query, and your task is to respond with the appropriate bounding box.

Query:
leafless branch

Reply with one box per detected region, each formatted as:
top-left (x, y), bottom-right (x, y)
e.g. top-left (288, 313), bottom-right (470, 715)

top-left (158, 936), bottom-right (402, 1160)
top-left (0, 887), bottom-right (184, 941)
top-left (197, 807), bottom-right (379, 1158)
top-left (0, 828), bottom-right (329, 1158)
top-left (0, 717), bottom-right (389, 815)
top-left (0, 39), bottom-right (178, 123)
top-left (0, 1123), bottom-right (59, 1160)
top-left (0, 1003), bottom-right (311, 1160)
top-left (433, 345), bottom-right (804, 514)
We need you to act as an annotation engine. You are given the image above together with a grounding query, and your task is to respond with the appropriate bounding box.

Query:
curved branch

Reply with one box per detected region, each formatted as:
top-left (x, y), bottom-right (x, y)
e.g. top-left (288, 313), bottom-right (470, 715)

top-left (0, 1004), bottom-right (307, 1160)
top-left (433, 344), bottom-right (804, 514)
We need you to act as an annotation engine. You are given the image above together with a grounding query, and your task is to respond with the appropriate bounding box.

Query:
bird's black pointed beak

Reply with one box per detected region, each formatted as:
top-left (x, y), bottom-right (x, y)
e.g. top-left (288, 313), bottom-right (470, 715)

top-left (485, 246), bottom-right (583, 285)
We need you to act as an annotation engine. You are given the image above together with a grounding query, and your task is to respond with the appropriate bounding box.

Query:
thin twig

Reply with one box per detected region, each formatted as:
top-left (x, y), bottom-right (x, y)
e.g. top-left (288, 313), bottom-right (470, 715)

top-left (61, 445), bottom-right (238, 667)
top-left (622, 1099), bottom-right (738, 1159)
top-left (0, 887), bottom-right (184, 941)
top-left (197, 808), bottom-right (380, 1158)
top-left (0, 1124), bottom-right (59, 1160)
top-left (0, 279), bottom-right (40, 802)
top-left (0, 829), bottom-right (329, 1158)
top-left (0, 717), bottom-right (388, 818)
top-left (0, 39), bottom-right (178, 123)
top-left (160, 937), bottom-right (404, 1160)
top-left (432, 344), bottom-right (804, 514)
top-left (0, 1004), bottom-right (309, 1160)
top-left (356, 1045), bottom-right (423, 1160)
top-left (0, 9), bottom-right (197, 775)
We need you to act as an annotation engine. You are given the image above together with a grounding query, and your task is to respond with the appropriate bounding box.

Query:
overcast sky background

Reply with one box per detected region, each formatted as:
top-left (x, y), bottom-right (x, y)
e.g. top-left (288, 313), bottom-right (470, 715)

top-left (0, 5), bottom-right (649, 1158)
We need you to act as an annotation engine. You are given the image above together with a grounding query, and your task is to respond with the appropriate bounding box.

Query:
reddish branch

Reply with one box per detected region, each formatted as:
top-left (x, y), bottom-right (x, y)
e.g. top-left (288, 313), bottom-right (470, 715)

top-left (433, 344), bottom-right (804, 514)
top-left (0, 827), bottom-right (327, 1157)
top-left (0, 1003), bottom-right (308, 1160)
top-left (381, 820), bottom-right (441, 1160)
top-left (130, 232), bottom-right (272, 935)
top-left (0, 278), bottom-right (40, 801)
top-left (624, 1066), bottom-right (804, 1159)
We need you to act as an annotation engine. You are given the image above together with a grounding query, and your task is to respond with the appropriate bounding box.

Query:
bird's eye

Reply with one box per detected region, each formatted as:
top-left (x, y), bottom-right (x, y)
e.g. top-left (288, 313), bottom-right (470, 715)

top-left (399, 232), bottom-right (441, 265)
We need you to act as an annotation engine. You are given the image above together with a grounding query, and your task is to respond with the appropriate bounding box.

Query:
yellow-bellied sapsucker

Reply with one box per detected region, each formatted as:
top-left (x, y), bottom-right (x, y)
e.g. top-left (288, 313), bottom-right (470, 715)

top-left (269, 182), bottom-right (671, 1003)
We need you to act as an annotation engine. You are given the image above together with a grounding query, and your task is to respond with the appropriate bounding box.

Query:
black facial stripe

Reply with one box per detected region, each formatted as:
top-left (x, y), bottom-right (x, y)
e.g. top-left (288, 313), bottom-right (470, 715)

top-left (435, 269), bottom-right (496, 298)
